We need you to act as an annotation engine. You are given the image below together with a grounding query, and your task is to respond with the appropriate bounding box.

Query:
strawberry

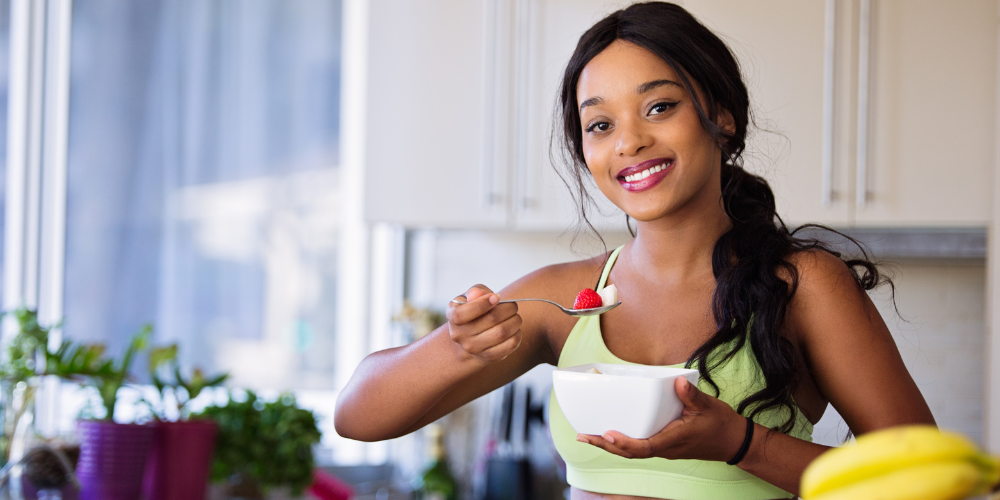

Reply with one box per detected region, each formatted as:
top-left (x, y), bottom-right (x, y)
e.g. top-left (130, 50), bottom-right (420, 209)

top-left (573, 288), bottom-right (603, 309)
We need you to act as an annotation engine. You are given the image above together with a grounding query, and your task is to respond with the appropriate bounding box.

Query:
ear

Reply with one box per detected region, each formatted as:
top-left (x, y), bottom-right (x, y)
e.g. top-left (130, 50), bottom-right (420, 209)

top-left (716, 108), bottom-right (736, 136)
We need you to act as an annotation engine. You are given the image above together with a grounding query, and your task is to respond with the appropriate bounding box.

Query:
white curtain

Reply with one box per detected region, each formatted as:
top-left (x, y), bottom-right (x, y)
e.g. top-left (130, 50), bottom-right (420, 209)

top-left (63, 0), bottom-right (342, 390)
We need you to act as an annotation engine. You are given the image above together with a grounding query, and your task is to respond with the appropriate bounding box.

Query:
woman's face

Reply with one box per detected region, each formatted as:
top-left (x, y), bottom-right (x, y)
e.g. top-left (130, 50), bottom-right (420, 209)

top-left (577, 40), bottom-right (732, 222)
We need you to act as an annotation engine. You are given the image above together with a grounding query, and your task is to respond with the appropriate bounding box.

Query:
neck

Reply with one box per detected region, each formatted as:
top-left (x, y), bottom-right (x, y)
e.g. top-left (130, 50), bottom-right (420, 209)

top-left (627, 188), bottom-right (732, 284)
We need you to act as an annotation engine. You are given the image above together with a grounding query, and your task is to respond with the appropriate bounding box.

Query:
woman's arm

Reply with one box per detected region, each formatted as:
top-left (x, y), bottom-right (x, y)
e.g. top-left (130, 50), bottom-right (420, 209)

top-left (739, 250), bottom-right (935, 493)
top-left (334, 285), bottom-right (539, 441)
top-left (334, 260), bottom-right (583, 442)
top-left (789, 251), bottom-right (935, 432)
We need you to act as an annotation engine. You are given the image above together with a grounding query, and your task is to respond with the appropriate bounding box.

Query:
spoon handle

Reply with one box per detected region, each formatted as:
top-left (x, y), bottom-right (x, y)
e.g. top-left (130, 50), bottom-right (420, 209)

top-left (497, 298), bottom-right (566, 308)
top-left (449, 297), bottom-right (567, 310)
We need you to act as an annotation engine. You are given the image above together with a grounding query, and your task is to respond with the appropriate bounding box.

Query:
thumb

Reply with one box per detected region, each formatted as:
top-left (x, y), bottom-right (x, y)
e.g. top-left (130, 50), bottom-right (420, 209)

top-left (466, 284), bottom-right (496, 303)
top-left (675, 377), bottom-right (705, 408)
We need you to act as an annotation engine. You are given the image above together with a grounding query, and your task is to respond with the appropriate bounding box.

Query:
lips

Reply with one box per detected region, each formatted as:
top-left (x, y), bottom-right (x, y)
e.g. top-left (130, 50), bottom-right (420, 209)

top-left (616, 158), bottom-right (674, 192)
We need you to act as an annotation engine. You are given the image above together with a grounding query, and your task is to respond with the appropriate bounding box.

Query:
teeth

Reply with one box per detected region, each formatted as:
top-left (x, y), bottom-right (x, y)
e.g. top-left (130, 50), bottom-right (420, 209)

top-left (622, 162), bottom-right (670, 183)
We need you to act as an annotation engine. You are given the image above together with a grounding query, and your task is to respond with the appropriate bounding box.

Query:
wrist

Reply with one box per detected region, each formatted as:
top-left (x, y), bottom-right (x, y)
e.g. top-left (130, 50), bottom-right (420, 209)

top-left (726, 416), bottom-right (754, 466)
top-left (735, 422), bottom-right (766, 472)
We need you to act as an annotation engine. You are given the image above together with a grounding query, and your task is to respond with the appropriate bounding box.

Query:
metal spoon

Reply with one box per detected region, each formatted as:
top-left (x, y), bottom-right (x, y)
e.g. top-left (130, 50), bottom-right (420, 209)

top-left (449, 297), bottom-right (621, 317)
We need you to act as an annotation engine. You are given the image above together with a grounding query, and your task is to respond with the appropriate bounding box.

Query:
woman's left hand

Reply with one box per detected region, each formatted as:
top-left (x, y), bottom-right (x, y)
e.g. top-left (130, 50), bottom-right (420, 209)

top-left (577, 377), bottom-right (748, 462)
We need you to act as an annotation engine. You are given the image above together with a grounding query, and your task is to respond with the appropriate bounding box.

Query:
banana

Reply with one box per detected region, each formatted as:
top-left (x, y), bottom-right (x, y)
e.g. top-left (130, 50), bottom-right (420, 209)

top-left (802, 425), bottom-right (984, 498)
top-left (971, 454), bottom-right (1000, 496)
top-left (809, 460), bottom-right (982, 500)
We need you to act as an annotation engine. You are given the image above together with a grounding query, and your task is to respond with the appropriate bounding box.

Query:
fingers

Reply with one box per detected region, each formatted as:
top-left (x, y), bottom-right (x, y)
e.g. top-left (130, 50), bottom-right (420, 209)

top-left (675, 376), bottom-right (706, 408)
top-left (457, 302), bottom-right (518, 335)
top-left (477, 319), bottom-right (523, 362)
top-left (446, 284), bottom-right (522, 363)
top-left (466, 313), bottom-right (522, 351)
top-left (447, 285), bottom-right (500, 325)
top-left (465, 284), bottom-right (493, 302)
top-left (576, 434), bottom-right (640, 459)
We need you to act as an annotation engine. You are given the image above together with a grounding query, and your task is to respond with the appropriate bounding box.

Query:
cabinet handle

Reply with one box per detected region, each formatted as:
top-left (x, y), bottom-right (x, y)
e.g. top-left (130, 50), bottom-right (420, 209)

top-left (513, 0), bottom-right (534, 211)
top-left (821, 0), bottom-right (836, 206)
top-left (856, 0), bottom-right (872, 209)
top-left (481, 0), bottom-right (509, 209)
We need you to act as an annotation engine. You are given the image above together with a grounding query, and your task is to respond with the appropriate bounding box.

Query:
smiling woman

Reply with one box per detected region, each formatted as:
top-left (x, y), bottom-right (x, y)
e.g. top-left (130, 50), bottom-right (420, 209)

top-left (334, 2), bottom-right (935, 500)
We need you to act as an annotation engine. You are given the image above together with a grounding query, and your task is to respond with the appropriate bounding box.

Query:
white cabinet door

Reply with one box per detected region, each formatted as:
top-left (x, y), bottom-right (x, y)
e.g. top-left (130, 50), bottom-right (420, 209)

top-left (683, 0), bottom-right (849, 227)
top-left (512, 0), bottom-right (630, 232)
top-left (363, 0), bottom-right (507, 229)
top-left (856, 0), bottom-right (996, 227)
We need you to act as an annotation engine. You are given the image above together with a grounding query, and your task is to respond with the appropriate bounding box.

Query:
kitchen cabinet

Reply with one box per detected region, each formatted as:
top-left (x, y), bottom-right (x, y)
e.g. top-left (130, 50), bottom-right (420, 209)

top-left (856, 0), bottom-right (997, 226)
top-left (363, 0), bottom-right (507, 229)
top-left (669, 0), bottom-right (847, 227)
top-left (362, 0), bottom-right (998, 230)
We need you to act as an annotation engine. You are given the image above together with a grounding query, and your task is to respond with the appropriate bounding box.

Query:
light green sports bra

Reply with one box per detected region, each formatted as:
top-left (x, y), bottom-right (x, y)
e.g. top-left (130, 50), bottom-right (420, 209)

top-left (548, 245), bottom-right (813, 500)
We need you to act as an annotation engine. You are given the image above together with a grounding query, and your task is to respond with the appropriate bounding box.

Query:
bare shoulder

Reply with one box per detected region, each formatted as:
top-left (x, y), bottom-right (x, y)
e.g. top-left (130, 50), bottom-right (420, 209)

top-left (779, 252), bottom-right (934, 431)
top-left (505, 251), bottom-right (610, 301)
top-left (780, 248), bottom-right (873, 344)
top-left (785, 249), bottom-right (861, 299)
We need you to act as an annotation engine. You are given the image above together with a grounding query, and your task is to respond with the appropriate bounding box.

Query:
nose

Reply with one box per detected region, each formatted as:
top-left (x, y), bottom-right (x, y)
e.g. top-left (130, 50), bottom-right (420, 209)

top-left (615, 118), bottom-right (653, 157)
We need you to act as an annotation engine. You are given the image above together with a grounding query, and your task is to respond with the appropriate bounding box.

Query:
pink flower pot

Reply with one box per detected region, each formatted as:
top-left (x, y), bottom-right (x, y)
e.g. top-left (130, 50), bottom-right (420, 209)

top-left (142, 419), bottom-right (218, 500)
top-left (76, 420), bottom-right (154, 500)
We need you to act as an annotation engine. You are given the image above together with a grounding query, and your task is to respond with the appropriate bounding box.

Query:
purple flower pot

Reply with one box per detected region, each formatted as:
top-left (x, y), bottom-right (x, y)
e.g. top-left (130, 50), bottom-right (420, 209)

top-left (76, 420), bottom-right (154, 500)
top-left (142, 420), bottom-right (218, 500)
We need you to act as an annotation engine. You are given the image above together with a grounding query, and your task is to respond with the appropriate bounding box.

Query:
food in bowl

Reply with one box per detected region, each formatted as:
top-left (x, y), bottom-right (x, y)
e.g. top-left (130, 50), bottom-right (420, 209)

top-left (597, 284), bottom-right (617, 305)
top-left (553, 363), bottom-right (699, 439)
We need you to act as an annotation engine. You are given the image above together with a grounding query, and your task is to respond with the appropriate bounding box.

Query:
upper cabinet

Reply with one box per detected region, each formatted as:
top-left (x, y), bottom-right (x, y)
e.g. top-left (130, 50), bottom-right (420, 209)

top-left (682, 0), bottom-right (846, 227)
top-left (362, 0), bottom-right (998, 230)
top-left (363, 0), bottom-right (507, 229)
top-left (857, 0), bottom-right (997, 226)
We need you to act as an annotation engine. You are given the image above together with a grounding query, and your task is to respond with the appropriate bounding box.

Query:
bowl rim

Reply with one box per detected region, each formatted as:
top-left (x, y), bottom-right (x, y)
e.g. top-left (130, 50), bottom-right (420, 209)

top-left (554, 362), bottom-right (699, 382)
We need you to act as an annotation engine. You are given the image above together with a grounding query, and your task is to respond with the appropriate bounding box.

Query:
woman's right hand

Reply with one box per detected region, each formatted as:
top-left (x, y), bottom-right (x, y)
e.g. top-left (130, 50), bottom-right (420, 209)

top-left (447, 285), bottom-right (523, 364)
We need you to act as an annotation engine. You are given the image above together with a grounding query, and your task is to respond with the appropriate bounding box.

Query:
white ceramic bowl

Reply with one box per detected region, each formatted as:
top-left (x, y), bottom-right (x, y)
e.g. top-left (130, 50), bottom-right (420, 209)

top-left (552, 363), bottom-right (699, 439)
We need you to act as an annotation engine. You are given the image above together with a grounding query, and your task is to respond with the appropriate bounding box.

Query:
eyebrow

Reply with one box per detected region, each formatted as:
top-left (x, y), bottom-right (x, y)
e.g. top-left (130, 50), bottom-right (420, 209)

top-left (579, 79), bottom-right (683, 111)
top-left (637, 79), bottom-right (682, 94)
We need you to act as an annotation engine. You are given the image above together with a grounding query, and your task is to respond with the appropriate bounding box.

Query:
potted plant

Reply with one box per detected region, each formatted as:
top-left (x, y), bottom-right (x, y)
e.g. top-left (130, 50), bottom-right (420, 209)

top-left (56, 325), bottom-right (155, 500)
top-left (194, 391), bottom-right (321, 499)
top-left (1, 308), bottom-right (52, 468)
top-left (0, 308), bottom-right (87, 500)
top-left (140, 344), bottom-right (227, 500)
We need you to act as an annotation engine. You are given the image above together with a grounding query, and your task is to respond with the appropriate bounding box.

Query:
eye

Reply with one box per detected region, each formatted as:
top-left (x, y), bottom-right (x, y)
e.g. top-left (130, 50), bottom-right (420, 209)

top-left (585, 121), bottom-right (612, 134)
top-left (648, 101), bottom-right (679, 116)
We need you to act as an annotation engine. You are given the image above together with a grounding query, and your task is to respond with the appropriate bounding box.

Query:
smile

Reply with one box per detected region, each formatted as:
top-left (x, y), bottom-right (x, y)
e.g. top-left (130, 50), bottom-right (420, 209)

top-left (616, 158), bottom-right (674, 192)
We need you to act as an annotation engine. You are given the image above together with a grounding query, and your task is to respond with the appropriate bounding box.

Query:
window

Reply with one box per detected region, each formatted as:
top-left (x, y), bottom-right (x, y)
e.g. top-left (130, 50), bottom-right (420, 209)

top-left (63, 0), bottom-right (343, 391)
top-left (1, 0), bottom-right (350, 452)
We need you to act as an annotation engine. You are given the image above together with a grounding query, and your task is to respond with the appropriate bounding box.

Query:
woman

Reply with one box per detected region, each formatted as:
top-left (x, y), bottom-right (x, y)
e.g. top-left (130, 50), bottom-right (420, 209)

top-left (334, 2), bottom-right (934, 499)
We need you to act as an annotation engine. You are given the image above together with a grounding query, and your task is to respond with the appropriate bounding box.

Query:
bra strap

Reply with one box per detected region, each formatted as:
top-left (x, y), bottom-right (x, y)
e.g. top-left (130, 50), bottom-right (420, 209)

top-left (596, 245), bottom-right (625, 290)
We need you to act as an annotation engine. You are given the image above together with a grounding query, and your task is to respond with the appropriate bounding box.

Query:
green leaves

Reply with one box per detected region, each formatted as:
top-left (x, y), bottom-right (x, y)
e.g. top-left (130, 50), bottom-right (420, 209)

top-left (194, 391), bottom-right (321, 495)
top-left (0, 308), bottom-right (55, 383)
top-left (47, 341), bottom-right (109, 378)
top-left (144, 343), bottom-right (228, 420)
top-left (69, 324), bottom-right (154, 421)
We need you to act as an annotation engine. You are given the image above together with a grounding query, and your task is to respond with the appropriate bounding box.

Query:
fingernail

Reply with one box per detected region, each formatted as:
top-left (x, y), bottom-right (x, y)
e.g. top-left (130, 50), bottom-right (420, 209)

top-left (489, 295), bottom-right (499, 305)
top-left (576, 435), bottom-right (588, 444)
top-left (602, 433), bottom-right (615, 444)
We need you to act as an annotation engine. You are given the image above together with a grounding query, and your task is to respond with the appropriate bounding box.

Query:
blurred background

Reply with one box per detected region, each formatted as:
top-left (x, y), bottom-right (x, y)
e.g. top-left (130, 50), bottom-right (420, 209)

top-left (0, 0), bottom-right (998, 499)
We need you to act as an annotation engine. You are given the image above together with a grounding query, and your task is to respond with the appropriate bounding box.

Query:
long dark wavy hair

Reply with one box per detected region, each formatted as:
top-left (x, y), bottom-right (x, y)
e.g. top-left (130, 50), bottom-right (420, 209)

top-left (556, 2), bottom-right (892, 432)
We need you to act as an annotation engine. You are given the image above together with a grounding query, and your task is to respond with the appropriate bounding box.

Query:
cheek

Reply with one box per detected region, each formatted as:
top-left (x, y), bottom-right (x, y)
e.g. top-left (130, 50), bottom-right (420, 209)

top-left (582, 142), bottom-right (605, 179)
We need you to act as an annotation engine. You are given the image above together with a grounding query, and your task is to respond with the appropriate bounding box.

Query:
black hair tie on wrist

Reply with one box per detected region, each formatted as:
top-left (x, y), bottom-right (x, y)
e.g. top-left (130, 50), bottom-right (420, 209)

top-left (726, 417), bottom-right (754, 466)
